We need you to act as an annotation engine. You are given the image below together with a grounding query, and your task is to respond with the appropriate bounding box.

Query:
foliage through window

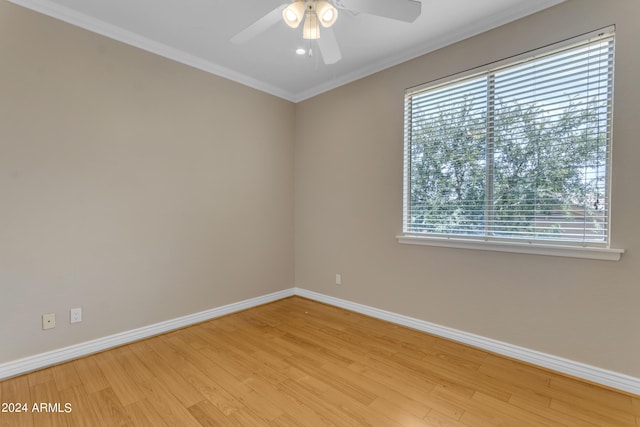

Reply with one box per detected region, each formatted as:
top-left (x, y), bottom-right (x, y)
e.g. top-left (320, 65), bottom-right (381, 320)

top-left (403, 30), bottom-right (614, 247)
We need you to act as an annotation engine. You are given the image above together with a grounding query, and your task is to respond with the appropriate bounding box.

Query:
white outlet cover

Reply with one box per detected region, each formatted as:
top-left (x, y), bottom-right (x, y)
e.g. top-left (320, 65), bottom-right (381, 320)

top-left (70, 308), bottom-right (82, 324)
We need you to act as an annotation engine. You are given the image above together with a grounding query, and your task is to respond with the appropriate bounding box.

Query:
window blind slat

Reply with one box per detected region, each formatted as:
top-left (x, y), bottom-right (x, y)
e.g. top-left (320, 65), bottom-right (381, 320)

top-left (403, 32), bottom-right (614, 246)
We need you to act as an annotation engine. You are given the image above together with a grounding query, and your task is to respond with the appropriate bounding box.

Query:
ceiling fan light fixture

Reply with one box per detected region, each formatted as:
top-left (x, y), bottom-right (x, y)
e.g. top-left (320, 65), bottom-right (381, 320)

top-left (302, 13), bottom-right (320, 39)
top-left (282, 1), bottom-right (305, 28)
top-left (315, 1), bottom-right (338, 28)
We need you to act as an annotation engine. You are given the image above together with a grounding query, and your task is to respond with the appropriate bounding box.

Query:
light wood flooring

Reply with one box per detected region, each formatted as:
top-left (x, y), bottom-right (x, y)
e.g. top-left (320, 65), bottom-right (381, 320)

top-left (1, 296), bottom-right (638, 426)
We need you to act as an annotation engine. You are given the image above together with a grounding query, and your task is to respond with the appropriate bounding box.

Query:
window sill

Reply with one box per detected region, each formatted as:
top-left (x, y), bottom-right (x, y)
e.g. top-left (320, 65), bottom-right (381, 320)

top-left (396, 234), bottom-right (624, 261)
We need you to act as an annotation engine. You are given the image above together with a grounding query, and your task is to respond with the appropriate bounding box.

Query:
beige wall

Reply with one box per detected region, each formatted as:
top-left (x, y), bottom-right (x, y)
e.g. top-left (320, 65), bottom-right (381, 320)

top-left (0, 2), bottom-right (295, 363)
top-left (295, 0), bottom-right (640, 377)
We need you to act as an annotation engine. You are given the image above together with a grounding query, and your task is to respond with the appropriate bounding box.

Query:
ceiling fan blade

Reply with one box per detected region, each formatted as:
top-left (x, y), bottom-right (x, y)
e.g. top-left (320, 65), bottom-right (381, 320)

top-left (334, 0), bottom-right (421, 22)
top-left (317, 27), bottom-right (342, 64)
top-left (230, 4), bottom-right (287, 44)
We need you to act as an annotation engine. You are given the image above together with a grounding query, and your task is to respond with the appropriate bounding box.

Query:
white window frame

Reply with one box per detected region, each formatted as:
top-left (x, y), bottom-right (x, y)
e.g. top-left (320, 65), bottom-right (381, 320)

top-left (397, 27), bottom-right (624, 261)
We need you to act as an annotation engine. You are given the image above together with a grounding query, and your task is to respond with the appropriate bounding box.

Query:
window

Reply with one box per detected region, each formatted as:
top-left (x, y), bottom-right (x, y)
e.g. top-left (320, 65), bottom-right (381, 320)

top-left (399, 28), bottom-right (623, 260)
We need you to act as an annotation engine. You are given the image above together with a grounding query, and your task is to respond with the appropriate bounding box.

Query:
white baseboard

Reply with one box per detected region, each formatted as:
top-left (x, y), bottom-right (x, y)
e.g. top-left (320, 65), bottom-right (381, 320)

top-left (294, 288), bottom-right (640, 396)
top-left (0, 289), bottom-right (294, 380)
top-left (2, 287), bottom-right (638, 396)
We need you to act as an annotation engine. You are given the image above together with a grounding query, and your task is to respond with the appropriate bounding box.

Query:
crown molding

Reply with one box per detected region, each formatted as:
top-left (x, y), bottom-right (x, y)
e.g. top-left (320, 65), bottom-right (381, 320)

top-left (8, 0), bottom-right (298, 101)
top-left (9, 0), bottom-right (565, 103)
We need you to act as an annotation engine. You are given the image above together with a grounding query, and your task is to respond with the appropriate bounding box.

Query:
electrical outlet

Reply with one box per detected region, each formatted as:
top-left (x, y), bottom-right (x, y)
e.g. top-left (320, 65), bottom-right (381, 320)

top-left (42, 313), bottom-right (56, 330)
top-left (70, 308), bottom-right (82, 324)
top-left (335, 274), bottom-right (342, 285)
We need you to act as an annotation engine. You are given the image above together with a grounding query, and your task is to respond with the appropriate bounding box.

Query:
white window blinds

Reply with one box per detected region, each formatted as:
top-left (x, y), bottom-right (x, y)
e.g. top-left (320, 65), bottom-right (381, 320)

top-left (403, 29), bottom-right (614, 247)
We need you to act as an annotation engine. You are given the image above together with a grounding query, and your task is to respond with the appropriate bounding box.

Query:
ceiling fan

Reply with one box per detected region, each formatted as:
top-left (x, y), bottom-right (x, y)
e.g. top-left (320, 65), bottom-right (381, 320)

top-left (230, 0), bottom-right (422, 65)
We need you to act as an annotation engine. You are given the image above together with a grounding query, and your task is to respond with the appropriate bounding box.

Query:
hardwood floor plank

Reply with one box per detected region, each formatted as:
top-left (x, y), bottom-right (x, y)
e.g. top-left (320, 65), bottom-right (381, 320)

top-left (243, 376), bottom-right (330, 426)
top-left (508, 391), bottom-right (600, 427)
top-left (121, 342), bottom-right (202, 408)
top-left (50, 363), bottom-right (82, 393)
top-left (550, 397), bottom-right (636, 426)
top-left (309, 361), bottom-right (378, 405)
top-left (1, 375), bottom-right (31, 404)
top-left (347, 363), bottom-right (432, 419)
top-left (128, 376), bottom-right (203, 427)
top-left (26, 369), bottom-right (53, 389)
top-left (124, 398), bottom-right (172, 427)
top-left (472, 391), bottom-right (562, 427)
top-left (550, 375), bottom-right (639, 416)
top-left (186, 400), bottom-right (237, 427)
top-left (91, 351), bottom-right (143, 407)
top-left (226, 407), bottom-right (273, 426)
top-left (29, 380), bottom-right (69, 427)
top-left (148, 338), bottom-right (248, 417)
top-left (87, 387), bottom-right (134, 426)
top-left (427, 384), bottom-right (473, 421)
top-left (162, 334), bottom-right (259, 407)
top-left (423, 409), bottom-right (467, 427)
top-left (1, 296), bottom-right (638, 426)
top-left (367, 396), bottom-right (431, 426)
top-left (58, 385), bottom-right (102, 427)
top-left (70, 357), bottom-right (110, 394)
top-left (0, 377), bottom-right (34, 427)
top-left (275, 378), bottom-right (363, 426)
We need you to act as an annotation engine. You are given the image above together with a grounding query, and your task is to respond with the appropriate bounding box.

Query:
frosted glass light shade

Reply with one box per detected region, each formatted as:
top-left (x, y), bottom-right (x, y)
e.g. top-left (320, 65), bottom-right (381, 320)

top-left (282, 1), bottom-right (306, 28)
top-left (315, 1), bottom-right (337, 28)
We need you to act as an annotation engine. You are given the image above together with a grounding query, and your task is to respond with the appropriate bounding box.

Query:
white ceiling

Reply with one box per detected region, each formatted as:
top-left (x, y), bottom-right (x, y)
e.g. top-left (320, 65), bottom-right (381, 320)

top-left (10, 0), bottom-right (565, 102)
